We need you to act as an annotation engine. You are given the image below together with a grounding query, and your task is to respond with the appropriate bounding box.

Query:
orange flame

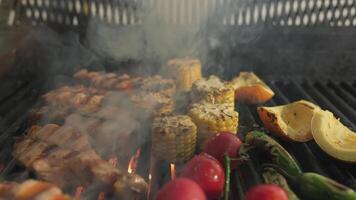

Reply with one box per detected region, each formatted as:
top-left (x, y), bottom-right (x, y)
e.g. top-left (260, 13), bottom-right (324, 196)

top-left (74, 186), bottom-right (85, 199)
top-left (128, 148), bottom-right (141, 174)
top-left (170, 163), bottom-right (176, 180)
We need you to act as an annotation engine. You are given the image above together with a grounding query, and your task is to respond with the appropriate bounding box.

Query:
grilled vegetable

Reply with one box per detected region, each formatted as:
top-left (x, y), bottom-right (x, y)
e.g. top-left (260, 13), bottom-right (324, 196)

top-left (231, 72), bottom-right (274, 104)
top-left (151, 115), bottom-right (197, 162)
top-left (239, 131), bottom-right (302, 176)
top-left (311, 108), bottom-right (356, 162)
top-left (244, 184), bottom-right (289, 200)
top-left (166, 58), bottom-right (202, 92)
top-left (192, 75), bottom-right (235, 109)
top-left (156, 178), bottom-right (207, 200)
top-left (262, 167), bottom-right (300, 200)
top-left (258, 100), bottom-right (318, 142)
top-left (265, 164), bottom-right (356, 200)
top-left (188, 103), bottom-right (239, 149)
top-left (181, 153), bottom-right (225, 199)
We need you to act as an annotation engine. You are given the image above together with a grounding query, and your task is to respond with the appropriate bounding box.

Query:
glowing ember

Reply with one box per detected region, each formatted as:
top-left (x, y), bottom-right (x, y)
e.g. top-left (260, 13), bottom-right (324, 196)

top-left (74, 186), bottom-right (85, 199)
top-left (128, 148), bottom-right (141, 174)
top-left (97, 192), bottom-right (105, 200)
top-left (170, 163), bottom-right (176, 180)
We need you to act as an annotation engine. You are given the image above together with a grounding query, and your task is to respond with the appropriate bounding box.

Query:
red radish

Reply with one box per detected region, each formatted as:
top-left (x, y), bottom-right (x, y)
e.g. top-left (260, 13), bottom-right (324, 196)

top-left (244, 184), bottom-right (289, 200)
top-left (204, 132), bottom-right (242, 167)
top-left (180, 153), bottom-right (225, 199)
top-left (156, 178), bottom-right (206, 200)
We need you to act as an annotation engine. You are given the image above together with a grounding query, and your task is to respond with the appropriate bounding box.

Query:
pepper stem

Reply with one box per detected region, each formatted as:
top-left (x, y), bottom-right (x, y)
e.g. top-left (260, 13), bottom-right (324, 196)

top-left (224, 154), bottom-right (231, 200)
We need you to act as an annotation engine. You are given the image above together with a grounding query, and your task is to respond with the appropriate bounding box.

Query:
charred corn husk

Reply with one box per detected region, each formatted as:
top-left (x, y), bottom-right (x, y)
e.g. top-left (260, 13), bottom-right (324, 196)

top-left (188, 103), bottom-right (238, 149)
top-left (192, 75), bottom-right (235, 109)
top-left (152, 115), bottom-right (197, 162)
top-left (166, 58), bottom-right (202, 92)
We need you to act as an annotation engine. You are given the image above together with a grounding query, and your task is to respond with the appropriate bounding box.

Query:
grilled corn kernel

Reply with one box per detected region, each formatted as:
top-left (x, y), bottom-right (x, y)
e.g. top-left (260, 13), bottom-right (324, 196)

top-left (166, 58), bottom-right (202, 92)
top-left (192, 75), bottom-right (235, 109)
top-left (152, 115), bottom-right (197, 162)
top-left (188, 103), bottom-right (238, 149)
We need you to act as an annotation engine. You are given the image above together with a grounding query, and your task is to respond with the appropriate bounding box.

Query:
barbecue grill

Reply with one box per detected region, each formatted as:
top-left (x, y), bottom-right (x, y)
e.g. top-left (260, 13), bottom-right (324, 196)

top-left (1, 0), bottom-right (356, 199)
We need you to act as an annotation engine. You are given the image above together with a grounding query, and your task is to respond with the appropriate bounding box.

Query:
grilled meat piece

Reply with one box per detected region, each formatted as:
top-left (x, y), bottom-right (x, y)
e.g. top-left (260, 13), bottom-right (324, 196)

top-left (74, 69), bottom-right (135, 91)
top-left (43, 85), bottom-right (106, 110)
top-left (0, 180), bottom-right (72, 200)
top-left (13, 124), bottom-right (148, 199)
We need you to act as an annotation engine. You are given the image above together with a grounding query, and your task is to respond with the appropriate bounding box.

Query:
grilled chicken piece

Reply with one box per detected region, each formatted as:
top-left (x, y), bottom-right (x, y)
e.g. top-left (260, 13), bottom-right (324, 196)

top-left (43, 85), bottom-right (106, 109)
top-left (0, 180), bottom-right (72, 200)
top-left (13, 124), bottom-right (148, 199)
top-left (74, 69), bottom-right (134, 91)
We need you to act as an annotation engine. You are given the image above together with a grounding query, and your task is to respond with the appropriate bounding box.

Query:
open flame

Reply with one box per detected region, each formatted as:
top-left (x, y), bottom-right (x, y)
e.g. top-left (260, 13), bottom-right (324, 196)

top-left (170, 163), bottom-right (176, 180)
top-left (128, 148), bottom-right (141, 174)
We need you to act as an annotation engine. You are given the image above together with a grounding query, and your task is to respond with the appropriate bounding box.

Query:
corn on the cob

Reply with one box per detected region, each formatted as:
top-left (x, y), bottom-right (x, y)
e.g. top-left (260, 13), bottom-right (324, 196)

top-left (191, 75), bottom-right (235, 109)
top-left (188, 103), bottom-right (238, 149)
top-left (165, 58), bottom-right (202, 92)
top-left (130, 92), bottom-right (175, 117)
top-left (152, 115), bottom-right (197, 162)
top-left (137, 75), bottom-right (176, 98)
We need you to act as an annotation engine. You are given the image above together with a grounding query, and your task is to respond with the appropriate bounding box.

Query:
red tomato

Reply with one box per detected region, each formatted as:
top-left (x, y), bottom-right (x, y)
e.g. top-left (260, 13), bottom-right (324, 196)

top-left (244, 184), bottom-right (289, 200)
top-left (156, 178), bottom-right (206, 200)
top-left (204, 132), bottom-right (242, 167)
top-left (180, 153), bottom-right (225, 199)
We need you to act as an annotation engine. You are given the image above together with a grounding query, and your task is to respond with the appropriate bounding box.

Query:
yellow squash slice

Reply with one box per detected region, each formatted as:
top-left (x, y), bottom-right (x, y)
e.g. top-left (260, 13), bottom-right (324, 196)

top-left (231, 72), bottom-right (274, 104)
top-left (258, 100), bottom-right (318, 142)
top-left (311, 108), bottom-right (356, 162)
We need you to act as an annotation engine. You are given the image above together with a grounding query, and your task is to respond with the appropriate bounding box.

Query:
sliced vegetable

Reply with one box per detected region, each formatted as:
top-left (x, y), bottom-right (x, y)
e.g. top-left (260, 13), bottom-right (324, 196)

top-left (180, 153), bottom-right (225, 199)
top-left (265, 164), bottom-right (356, 200)
top-left (311, 108), bottom-right (356, 162)
top-left (156, 178), bottom-right (207, 200)
top-left (258, 100), bottom-right (318, 142)
top-left (262, 167), bottom-right (300, 200)
top-left (203, 132), bottom-right (242, 168)
top-left (231, 72), bottom-right (274, 104)
top-left (243, 184), bottom-right (289, 200)
top-left (239, 131), bottom-right (302, 176)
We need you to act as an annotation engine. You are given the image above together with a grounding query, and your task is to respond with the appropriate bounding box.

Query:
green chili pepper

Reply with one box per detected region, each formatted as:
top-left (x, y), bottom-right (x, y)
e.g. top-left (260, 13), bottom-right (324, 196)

top-left (262, 167), bottom-right (300, 200)
top-left (239, 131), bottom-right (302, 177)
top-left (264, 163), bottom-right (356, 200)
top-left (297, 173), bottom-right (356, 200)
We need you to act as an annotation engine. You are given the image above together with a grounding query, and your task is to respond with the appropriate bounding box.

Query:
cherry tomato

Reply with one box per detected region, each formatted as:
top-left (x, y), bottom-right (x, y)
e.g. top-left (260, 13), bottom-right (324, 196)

top-left (156, 178), bottom-right (206, 200)
top-left (180, 153), bottom-right (225, 199)
top-left (244, 184), bottom-right (289, 200)
top-left (204, 132), bottom-right (242, 168)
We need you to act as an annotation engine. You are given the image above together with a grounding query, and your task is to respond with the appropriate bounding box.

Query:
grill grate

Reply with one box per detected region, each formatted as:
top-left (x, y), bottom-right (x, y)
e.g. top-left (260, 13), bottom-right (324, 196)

top-left (1, 79), bottom-right (356, 199)
top-left (8, 0), bottom-right (356, 27)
